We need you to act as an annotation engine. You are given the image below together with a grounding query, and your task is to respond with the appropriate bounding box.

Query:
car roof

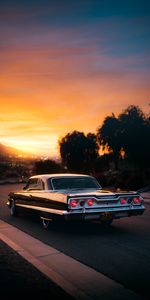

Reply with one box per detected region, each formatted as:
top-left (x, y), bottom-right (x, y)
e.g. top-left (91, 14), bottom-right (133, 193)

top-left (29, 173), bottom-right (91, 180)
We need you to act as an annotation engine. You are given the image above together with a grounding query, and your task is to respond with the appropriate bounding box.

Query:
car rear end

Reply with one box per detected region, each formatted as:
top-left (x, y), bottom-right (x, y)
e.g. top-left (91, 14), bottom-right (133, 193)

top-left (64, 192), bottom-right (145, 222)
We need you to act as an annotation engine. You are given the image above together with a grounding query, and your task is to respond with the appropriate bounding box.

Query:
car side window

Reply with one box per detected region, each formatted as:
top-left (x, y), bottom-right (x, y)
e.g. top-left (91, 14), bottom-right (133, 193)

top-left (41, 180), bottom-right (45, 190)
top-left (37, 179), bottom-right (45, 190)
top-left (47, 179), bottom-right (53, 190)
top-left (25, 178), bottom-right (44, 191)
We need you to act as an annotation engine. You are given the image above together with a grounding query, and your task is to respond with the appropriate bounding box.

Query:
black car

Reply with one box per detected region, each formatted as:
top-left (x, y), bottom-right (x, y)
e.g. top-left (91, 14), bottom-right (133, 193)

top-left (7, 173), bottom-right (145, 228)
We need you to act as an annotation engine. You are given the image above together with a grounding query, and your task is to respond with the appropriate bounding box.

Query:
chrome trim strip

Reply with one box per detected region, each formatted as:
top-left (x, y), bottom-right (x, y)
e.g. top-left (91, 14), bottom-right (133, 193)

top-left (16, 204), bottom-right (67, 215)
top-left (16, 203), bottom-right (145, 216)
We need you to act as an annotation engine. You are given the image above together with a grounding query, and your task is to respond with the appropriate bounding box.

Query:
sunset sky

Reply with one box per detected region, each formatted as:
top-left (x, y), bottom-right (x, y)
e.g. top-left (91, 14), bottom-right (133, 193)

top-left (0, 0), bottom-right (150, 158)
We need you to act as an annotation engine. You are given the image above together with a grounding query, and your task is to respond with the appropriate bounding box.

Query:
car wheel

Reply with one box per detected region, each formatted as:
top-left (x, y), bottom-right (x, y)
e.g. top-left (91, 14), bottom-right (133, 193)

top-left (10, 200), bottom-right (17, 216)
top-left (41, 218), bottom-right (50, 229)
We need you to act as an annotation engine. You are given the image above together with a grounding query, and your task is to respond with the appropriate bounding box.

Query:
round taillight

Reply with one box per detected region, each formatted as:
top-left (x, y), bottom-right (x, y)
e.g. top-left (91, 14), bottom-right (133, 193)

top-left (80, 200), bottom-right (85, 206)
top-left (120, 198), bottom-right (127, 205)
top-left (87, 198), bottom-right (94, 206)
top-left (70, 200), bottom-right (78, 207)
top-left (133, 197), bottom-right (139, 204)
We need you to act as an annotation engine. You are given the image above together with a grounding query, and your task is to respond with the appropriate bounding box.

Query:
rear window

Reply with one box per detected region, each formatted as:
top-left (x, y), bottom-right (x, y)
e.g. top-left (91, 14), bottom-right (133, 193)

top-left (49, 177), bottom-right (101, 190)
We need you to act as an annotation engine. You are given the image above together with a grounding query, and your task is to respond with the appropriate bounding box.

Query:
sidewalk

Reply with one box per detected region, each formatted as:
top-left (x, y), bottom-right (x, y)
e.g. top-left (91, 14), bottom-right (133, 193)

top-left (141, 192), bottom-right (150, 203)
top-left (0, 238), bottom-right (73, 299)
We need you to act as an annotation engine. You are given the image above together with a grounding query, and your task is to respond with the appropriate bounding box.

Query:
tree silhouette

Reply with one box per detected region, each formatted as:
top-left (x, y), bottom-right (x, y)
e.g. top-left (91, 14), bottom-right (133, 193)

top-left (97, 114), bottom-right (122, 169)
top-left (97, 105), bottom-right (150, 170)
top-left (59, 130), bottom-right (99, 173)
top-left (34, 159), bottom-right (63, 175)
top-left (119, 105), bottom-right (150, 166)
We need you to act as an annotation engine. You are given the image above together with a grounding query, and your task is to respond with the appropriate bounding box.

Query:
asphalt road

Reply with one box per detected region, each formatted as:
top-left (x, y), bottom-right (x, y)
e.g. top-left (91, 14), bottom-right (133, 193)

top-left (0, 184), bottom-right (150, 299)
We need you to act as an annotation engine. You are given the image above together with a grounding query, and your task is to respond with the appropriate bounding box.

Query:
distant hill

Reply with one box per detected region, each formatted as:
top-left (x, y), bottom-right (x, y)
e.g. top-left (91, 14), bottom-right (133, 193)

top-left (0, 143), bottom-right (31, 158)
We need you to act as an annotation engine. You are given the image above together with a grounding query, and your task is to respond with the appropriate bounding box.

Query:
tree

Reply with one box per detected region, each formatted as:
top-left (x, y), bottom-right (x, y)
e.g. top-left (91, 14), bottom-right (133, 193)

top-left (34, 159), bottom-right (63, 175)
top-left (96, 114), bottom-right (122, 169)
top-left (118, 105), bottom-right (150, 167)
top-left (59, 130), bottom-right (99, 173)
top-left (97, 105), bottom-right (150, 170)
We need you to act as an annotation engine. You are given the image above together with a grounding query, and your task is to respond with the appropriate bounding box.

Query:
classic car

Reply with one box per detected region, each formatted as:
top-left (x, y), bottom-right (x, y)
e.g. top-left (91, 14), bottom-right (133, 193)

top-left (7, 173), bottom-right (145, 228)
